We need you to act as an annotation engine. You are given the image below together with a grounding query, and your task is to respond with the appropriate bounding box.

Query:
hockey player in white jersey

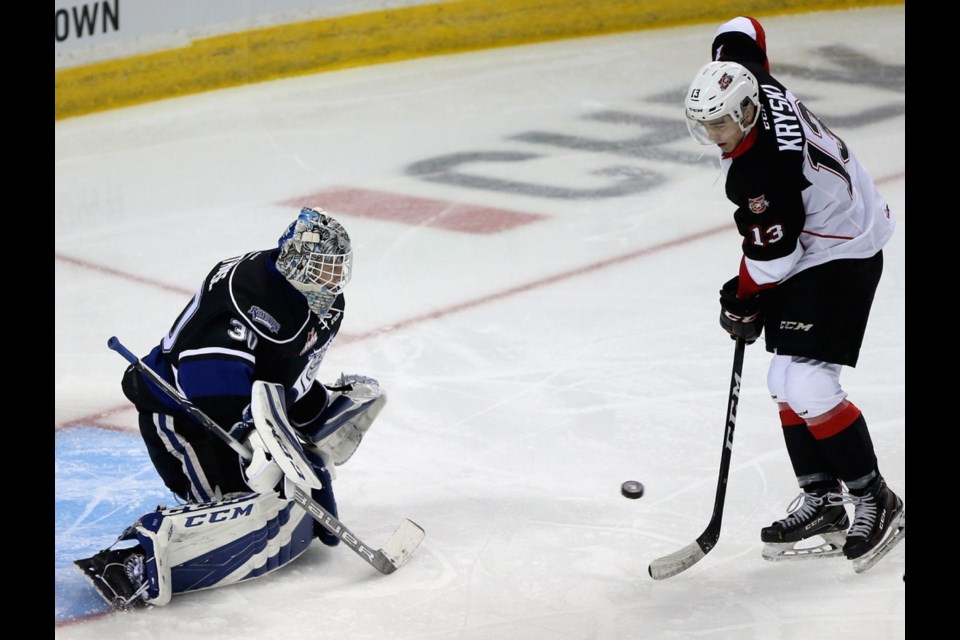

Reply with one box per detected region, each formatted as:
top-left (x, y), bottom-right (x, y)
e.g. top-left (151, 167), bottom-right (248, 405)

top-left (75, 208), bottom-right (388, 609)
top-left (683, 17), bottom-right (903, 571)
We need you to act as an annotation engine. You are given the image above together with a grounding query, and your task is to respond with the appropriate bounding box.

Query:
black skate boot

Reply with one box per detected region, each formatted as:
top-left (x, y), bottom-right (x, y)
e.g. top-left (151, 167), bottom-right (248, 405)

top-left (841, 476), bottom-right (905, 573)
top-left (74, 545), bottom-right (149, 611)
top-left (760, 486), bottom-right (849, 561)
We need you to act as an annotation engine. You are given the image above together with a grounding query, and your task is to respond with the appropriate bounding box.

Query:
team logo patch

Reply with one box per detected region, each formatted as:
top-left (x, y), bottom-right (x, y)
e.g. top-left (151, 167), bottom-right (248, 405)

top-left (247, 306), bottom-right (280, 334)
top-left (718, 72), bottom-right (733, 91)
top-left (748, 195), bottom-right (769, 214)
top-left (300, 327), bottom-right (318, 356)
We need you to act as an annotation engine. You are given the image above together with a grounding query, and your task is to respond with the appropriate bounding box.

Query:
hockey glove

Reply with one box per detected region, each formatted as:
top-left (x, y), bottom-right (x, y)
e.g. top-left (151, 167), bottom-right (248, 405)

top-left (297, 374), bottom-right (387, 466)
top-left (719, 276), bottom-right (763, 345)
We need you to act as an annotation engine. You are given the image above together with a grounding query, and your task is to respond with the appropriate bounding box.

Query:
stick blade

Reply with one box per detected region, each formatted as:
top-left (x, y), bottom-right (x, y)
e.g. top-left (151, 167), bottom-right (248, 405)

top-left (377, 519), bottom-right (426, 574)
top-left (648, 541), bottom-right (706, 580)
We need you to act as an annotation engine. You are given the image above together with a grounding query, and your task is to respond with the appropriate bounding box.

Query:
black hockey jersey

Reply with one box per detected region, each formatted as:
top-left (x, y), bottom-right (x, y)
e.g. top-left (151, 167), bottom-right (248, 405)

top-left (712, 23), bottom-right (894, 298)
top-left (137, 249), bottom-right (344, 434)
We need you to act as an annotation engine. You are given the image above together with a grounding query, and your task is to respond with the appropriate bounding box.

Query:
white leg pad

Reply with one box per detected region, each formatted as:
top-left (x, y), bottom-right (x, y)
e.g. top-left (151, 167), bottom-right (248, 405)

top-left (128, 492), bottom-right (314, 604)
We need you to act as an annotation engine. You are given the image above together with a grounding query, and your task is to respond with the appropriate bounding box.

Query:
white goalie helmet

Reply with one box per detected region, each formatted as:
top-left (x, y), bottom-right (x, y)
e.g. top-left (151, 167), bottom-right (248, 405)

top-left (276, 207), bottom-right (353, 316)
top-left (684, 61), bottom-right (760, 145)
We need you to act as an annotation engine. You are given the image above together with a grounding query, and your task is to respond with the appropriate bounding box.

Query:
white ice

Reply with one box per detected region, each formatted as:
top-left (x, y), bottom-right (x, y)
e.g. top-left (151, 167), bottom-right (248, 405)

top-left (55, 6), bottom-right (905, 639)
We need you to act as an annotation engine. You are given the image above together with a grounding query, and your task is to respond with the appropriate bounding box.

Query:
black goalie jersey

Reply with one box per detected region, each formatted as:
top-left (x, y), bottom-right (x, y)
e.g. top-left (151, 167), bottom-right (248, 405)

top-left (135, 249), bottom-right (344, 435)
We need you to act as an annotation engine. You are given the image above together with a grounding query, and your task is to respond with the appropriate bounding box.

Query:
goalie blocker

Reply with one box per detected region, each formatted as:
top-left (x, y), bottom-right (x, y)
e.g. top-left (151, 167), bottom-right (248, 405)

top-left (77, 373), bottom-right (388, 610)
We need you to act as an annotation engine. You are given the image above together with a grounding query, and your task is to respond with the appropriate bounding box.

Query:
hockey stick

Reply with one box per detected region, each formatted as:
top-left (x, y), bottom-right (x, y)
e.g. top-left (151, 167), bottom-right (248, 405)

top-left (648, 337), bottom-right (745, 580)
top-left (107, 336), bottom-right (425, 575)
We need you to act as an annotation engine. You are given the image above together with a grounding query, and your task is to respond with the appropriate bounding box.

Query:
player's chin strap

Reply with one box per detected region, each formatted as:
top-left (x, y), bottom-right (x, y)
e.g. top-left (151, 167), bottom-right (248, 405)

top-left (107, 336), bottom-right (425, 575)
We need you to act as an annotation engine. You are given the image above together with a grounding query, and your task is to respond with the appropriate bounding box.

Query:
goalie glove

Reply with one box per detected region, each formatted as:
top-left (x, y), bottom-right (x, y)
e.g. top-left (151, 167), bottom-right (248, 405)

top-left (719, 276), bottom-right (764, 345)
top-left (298, 374), bottom-right (387, 466)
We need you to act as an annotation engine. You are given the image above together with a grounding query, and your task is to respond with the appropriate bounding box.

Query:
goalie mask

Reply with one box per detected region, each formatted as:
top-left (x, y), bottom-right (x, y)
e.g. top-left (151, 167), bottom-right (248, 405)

top-left (276, 207), bottom-right (353, 316)
top-left (684, 60), bottom-right (760, 146)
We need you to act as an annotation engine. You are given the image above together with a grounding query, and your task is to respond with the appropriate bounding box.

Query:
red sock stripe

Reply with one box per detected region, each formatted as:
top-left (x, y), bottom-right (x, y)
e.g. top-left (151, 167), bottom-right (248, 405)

top-left (807, 403), bottom-right (862, 440)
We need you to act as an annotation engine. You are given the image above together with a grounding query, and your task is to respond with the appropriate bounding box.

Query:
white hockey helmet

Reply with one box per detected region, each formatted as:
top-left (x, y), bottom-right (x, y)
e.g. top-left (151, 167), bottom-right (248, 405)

top-left (684, 61), bottom-right (760, 145)
top-left (276, 207), bottom-right (353, 316)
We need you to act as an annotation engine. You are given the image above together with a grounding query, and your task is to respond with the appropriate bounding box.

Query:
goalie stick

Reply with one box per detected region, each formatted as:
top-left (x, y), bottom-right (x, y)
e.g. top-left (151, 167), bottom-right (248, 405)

top-left (648, 337), bottom-right (745, 580)
top-left (107, 336), bottom-right (425, 575)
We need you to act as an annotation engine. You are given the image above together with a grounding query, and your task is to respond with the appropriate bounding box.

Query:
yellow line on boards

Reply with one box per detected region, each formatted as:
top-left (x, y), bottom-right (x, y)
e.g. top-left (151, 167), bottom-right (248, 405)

top-left (54, 0), bottom-right (903, 120)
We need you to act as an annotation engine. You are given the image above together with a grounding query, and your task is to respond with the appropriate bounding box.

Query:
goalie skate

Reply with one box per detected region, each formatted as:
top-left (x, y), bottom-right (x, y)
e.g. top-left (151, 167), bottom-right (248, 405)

top-left (74, 546), bottom-right (149, 611)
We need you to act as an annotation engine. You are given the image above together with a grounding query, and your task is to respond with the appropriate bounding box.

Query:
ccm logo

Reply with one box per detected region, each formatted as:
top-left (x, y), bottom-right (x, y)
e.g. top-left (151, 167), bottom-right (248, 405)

top-left (779, 321), bottom-right (813, 331)
top-left (184, 503), bottom-right (255, 527)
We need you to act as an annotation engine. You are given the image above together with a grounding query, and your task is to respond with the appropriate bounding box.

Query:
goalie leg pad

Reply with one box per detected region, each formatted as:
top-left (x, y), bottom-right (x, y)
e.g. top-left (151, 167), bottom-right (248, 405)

top-left (104, 492), bottom-right (316, 606)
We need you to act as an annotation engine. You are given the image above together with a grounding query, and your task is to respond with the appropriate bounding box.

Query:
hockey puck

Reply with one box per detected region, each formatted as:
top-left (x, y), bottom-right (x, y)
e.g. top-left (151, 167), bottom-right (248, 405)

top-left (621, 480), bottom-right (644, 499)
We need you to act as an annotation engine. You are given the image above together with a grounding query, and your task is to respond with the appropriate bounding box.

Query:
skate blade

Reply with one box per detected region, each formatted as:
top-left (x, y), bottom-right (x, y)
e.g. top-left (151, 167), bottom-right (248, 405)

top-left (761, 532), bottom-right (846, 562)
top-left (852, 509), bottom-right (905, 574)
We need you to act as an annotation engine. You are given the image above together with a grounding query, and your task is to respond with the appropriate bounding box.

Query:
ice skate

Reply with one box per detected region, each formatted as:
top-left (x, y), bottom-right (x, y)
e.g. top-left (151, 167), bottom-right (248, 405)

top-left (839, 477), bottom-right (905, 573)
top-left (760, 487), bottom-right (849, 561)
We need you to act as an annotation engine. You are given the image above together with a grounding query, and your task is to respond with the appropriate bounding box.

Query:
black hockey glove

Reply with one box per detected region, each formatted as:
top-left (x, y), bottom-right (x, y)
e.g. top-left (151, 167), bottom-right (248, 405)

top-left (719, 276), bottom-right (763, 345)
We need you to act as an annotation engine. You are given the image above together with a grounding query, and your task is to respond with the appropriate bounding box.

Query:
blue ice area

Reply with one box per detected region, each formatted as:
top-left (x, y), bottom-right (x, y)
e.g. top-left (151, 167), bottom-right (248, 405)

top-left (55, 427), bottom-right (179, 622)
